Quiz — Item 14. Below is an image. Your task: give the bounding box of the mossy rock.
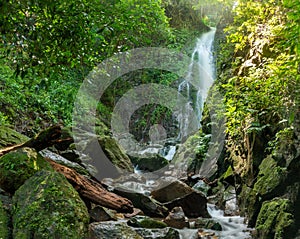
[128,216,168,229]
[12,170,89,239]
[194,218,222,231]
[253,156,287,196]
[255,198,295,239]
[89,221,143,239]
[0,199,10,239]
[98,136,134,173]
[130,154,169,172]
[0,126,29,149]
[0,147,53,193]
[244,155,288,226]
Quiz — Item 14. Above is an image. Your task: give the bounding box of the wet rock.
[89,206,118,222]
[13,170,89,239]
[124,208,144,218]
[163,207,189,229]
[0,147,53,193]
[194,218,222,231]
[240,155,288,226]
[130,154,169,172]
[255,198,294,239]
[128,215,167,229]
[0,126,29,149]
[151,177,194,203]
[164,191,209,218]
[71,126,134,179]
[192,180,210,197]
[89,221,143,239]
[40,149,90,176]
[114,186,168,217]
[198,229,218,239]
[134,227,180,239]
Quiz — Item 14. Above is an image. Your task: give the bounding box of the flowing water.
[177,28,216,141]
[127,28,252,238]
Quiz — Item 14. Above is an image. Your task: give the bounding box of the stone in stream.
[134,227,180,239]
[128,215,167,229]
[130,154,169,172]
[163,191,210,218]
[151,177,195,203]
[113,186,169,217]
[193,218,222,231]
[150,177,209,218]
[89,221,143,239]
[163,207,189,229]
[89,206,119,222]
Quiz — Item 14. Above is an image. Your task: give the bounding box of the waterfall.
[177,28,216,140]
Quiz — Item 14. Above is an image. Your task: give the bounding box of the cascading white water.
[177,28,216,139]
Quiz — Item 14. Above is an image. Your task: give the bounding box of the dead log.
[46,158,134,213]
[0,125,62,157]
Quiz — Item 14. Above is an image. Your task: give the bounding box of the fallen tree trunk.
[47,159,134,213]
[0,125,134,213]
[0,125,62,157]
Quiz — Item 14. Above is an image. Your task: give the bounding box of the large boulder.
[255,198,294,239]
[130,154,169,172]
[13,170,89,239]
[71,126,134,179]
[164,191,209,218]
[239,155,288,226]
[114,186,169,217]
[151,177,194,203]
[89,221,143,239]
[0,147,53,193]
[150,177,209,218]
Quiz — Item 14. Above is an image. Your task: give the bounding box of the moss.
[13,170,89,239]
[0,199,10,239]
[255,198,294,239]
[244,155,288,226]
[0,147,53,193]
[253,155,287,197]
[128,216,167,229]
[0,126,29,149]
[89,221,143,239]
[99,136,134,172]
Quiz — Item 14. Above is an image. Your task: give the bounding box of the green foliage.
[216,0,299,176]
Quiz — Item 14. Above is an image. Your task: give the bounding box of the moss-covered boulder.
[255,198,294,239]
[12,170,89,239]
[128,216,168,229]
[0,147,53,193]
[71,126,134,178]
[0,126,29,149]
[240,155,288,226]
[89,221,143,239]
[130,154,169,172]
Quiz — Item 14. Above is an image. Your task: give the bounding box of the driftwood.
[0,125,134,213]
[0,125,62,157]
[47,159,134,213]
